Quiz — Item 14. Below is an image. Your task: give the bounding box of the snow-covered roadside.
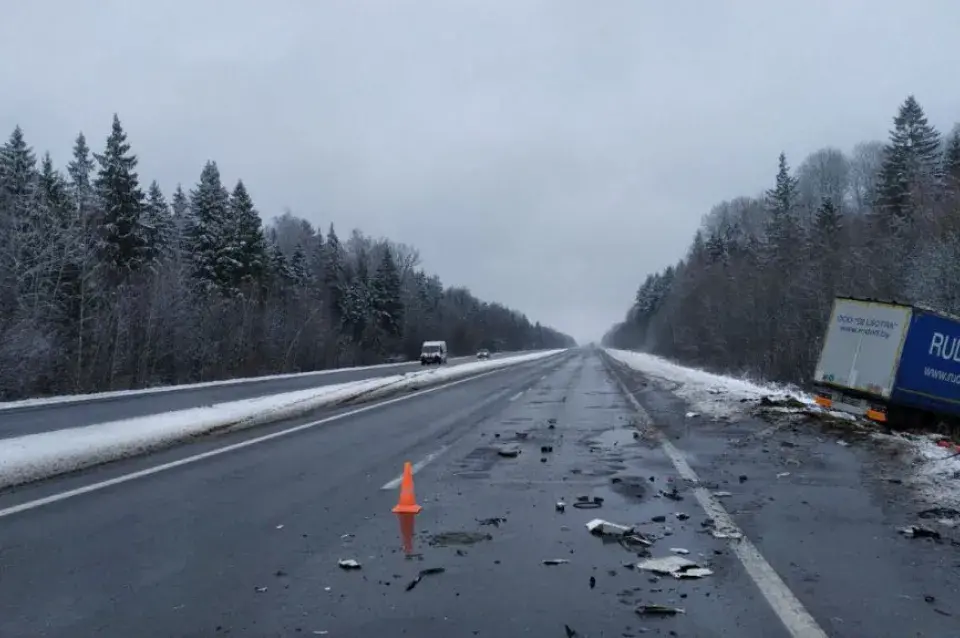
[605,348,960,513]
[872,432,960,513]
[0,350,565,490]
[603,348,813,419]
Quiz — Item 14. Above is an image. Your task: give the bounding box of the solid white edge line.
[607,361,829,638]
[0,359,555,521]
[380,446,449,490]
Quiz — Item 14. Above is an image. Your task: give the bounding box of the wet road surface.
[0,353,509,439]
[0,349,957,637]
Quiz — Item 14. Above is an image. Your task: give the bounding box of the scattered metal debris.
[776,472,791,479]
[636,604,685,616]
[405,567,445,591]
[637,555,713,579]
[659,487,683,501]
[917,507,960,520]
[254,586,268,593]
[477,517,507,527]
[738,475,748,483]
[589,576,596,589]
[675,512,690,521]
[275,524,284,530]
[685,412,700,419]
[713,491,733,498]
[564,624,580,637]
[573,497,603,510]
[340,533,354,540]
[337,559,361,570]
[586,519,633,537]
[542,559,570,566]
[898,525,941,540]
[711,529,743,540]
[837,440,850,447]
[541,445,554,453]
[427,531,493,546]
[498,446,520,458]
[651,515,666,523]
[669,548,690,555]
[556,500,566,512]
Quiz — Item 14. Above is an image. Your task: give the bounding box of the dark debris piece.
[477,517,507,528]
[405,567,446,592]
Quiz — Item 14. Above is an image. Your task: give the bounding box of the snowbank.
[874,432,960,512]
[0,350,564,489]
[604,349,813,419]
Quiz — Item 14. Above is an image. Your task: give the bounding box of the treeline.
[0,115,574,400]
[604,95,960,385]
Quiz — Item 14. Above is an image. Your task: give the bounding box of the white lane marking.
[609,370,829,638]
[0,365,528,520]
[508,390,525,402]
[380,446,449,490]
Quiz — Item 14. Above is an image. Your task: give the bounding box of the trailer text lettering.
[929,331,960,362]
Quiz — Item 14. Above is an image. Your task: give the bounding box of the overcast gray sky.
[3,1,960,343]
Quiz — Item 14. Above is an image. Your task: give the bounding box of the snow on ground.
[604,348,812,419]
[0,360,414,411]
[0,349,564,490]
[605,349,960,512]
[872,431,960,513]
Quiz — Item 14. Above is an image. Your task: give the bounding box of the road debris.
[651,515,666,523]
[674,512,690,521]
[669,548,690,555]
[337,559,361,570]
[542,559,570,566]
[897,525,941,540]
[637,555,713,579]
[713,491,733,498]
[556,500,566,512]
[254,586,268,593]
[685,412,700,418]
[636,604,685,616]
[659,486,683,501]
[516,432,529,440]
[427,531,493,546]
[589,576,596,589]
[586,518,633,537]
[497,446,520,458]
[573,497,603,510]
[738,474,748,483]
[477,517,507,527]
[541,445,554,453]
[275,524,284,530]
[776,472,791,479]
[404,567,445,592]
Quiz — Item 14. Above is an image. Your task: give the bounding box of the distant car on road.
[476,349,490,360]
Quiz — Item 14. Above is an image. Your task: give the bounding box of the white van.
[420,340,448,365]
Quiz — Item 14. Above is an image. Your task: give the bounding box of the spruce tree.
[876,95,942,224]
[93,114,147,278]
[324,224,346,326]
[66,132,94,219]
[373,245,404,338]
[229,180,268,288]
[144,181,176,264]
[0,126,38,218]
[187,161,231,290]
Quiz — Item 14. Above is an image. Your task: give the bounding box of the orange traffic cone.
[391,461,422,514]
[396,511,416,555]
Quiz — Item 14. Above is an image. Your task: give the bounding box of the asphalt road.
[0,353,510,439]
[0,349,956,637]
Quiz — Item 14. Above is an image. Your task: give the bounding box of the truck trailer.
[812,296,960,428]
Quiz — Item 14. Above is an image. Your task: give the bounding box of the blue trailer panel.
[891,308,960,418]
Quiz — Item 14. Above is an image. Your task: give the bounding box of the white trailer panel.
[813,298,912,399]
